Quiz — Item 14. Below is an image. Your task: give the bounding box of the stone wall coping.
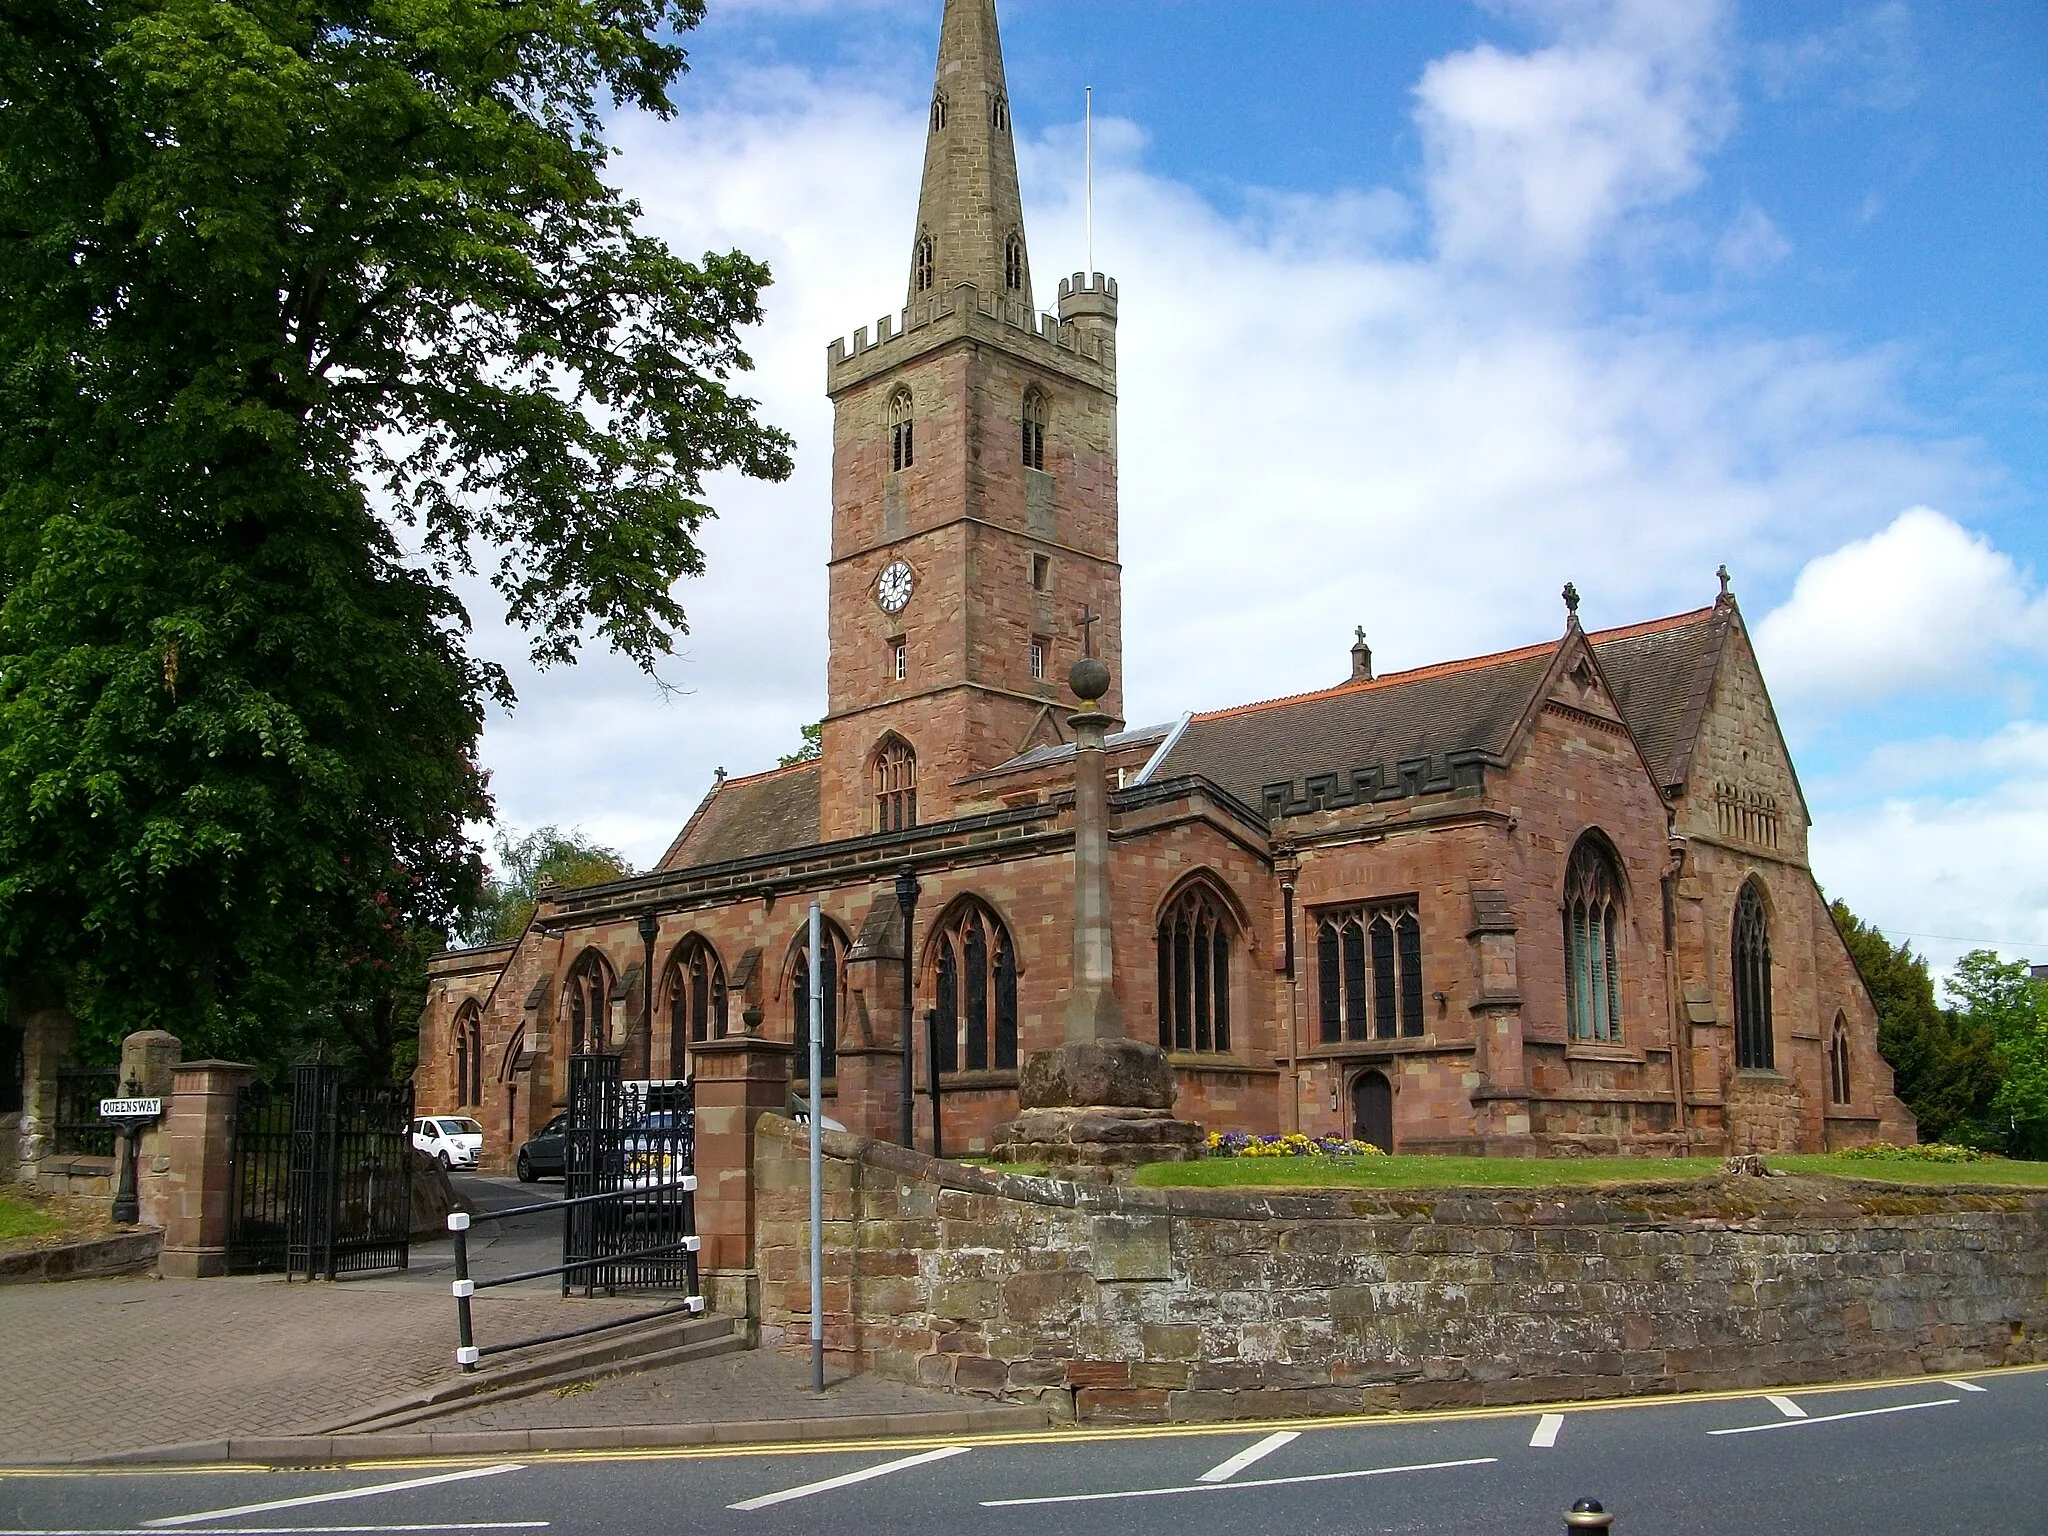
[761,1113,2048,1228]
[169,1060,258,1075]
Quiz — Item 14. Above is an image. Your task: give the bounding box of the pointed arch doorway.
[1351,1070,1393,1153]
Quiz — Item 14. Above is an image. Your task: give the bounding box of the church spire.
[909,0,1032,309]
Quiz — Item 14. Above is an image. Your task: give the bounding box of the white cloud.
[464,9,1986,876]
[1715,202,1790,274]
[1754,508,2048,710]
[1415,0,1735,269]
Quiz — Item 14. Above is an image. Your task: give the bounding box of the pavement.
[0,1175,1036,1467]
[3,1365,2041,1535]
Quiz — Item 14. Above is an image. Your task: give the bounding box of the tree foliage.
[0,0,791,1066]
[462,827,635,948]
[1945,950,2048,1158]
[1832,901,2004,1144]
[778,721,822,766]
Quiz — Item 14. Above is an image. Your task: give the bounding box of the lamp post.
[893,864,920,1148]
[637,911,659,1080]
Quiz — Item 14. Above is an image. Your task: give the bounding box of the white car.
[412,1115,483,1170]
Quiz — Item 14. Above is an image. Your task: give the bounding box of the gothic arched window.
[990,92,1009,133]
[1004,232,1025,293]
[1021,388,1046,471]
[931,900,1018,1074]
[562,950,614,1056]
[663,936,727,1076]
[1564,834,1625,1043]
[791,925,843,1080]
[875,736,917,832]
[1733,879,1774,1070]
[1829,1012,1851,1104]
[930,91,948,132]
[889,387,914,471]
[453,1001,482,1105]
[913,233,935,294]
[1156,883,1233,1054]
[1316,900,1423,1043]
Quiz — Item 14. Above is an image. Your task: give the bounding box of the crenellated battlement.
[826,277,1117,395]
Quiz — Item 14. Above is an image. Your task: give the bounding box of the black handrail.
[447,1177,705,1373]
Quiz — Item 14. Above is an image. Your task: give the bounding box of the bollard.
[449,1211,478,1372]
[1565,1497,1613,1532]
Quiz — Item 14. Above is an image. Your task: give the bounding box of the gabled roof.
[1149,605,1728,817]
[657,761,822,873]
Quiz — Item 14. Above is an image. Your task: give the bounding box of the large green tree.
[461,826,635,947]
[0,0,791,1065]
[1831,901,2003,1144]
[1946,950,2048,1157]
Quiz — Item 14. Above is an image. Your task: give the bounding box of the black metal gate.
[563,1053,698,1296]
[227,1063,412,1278]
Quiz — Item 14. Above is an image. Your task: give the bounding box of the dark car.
[516,1112,568,1182]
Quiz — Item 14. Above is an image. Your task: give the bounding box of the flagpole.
[1084,85,1094,275]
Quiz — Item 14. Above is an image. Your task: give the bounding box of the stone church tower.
[817,0,1125,840]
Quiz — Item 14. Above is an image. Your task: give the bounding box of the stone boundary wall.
[754,1116,2048,1424]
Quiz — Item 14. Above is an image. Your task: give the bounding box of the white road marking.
[144,1466,527,1528]
[1,1527,547,1535]
[1196,1430,1299,1483]
[728,1446,971,1511]
[1765,1395,1808,1418]
[980,1455,1498,1507]
[1530,1413,1565,1448]
[1710,1398,1959,1436]
[1945,1379,1990,1393]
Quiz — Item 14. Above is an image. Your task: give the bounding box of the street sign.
[99,1097,162,1119]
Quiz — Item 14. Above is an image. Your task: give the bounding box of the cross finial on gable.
[1355,625,1366,646]
[1079,603,1099,659]
[1717,563,1732,602]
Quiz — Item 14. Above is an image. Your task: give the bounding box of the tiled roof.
[978,721,1174,777]
[657,762,822,873]
[1151,606,1730,817]
[1588,606,1726,790]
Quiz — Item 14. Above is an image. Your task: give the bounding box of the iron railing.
[53,1066,119,1156]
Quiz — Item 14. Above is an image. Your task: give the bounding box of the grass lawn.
[1131,1152,2048,1191]
[0,1191,70,1245]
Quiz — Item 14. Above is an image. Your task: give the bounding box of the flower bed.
[1205,1130,1385,1158]
[1835,1141,1985,1164]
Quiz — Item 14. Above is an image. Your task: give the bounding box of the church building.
[418,0,1915,1172]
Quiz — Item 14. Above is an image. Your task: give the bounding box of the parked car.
[516,1111,568,1183]
[412,1115,483,1170]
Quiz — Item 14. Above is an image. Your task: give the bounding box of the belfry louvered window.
[914,233,935,294]
[1021,389,1046,471]
[791,927,839,1080]
[991,92,1009,133]
[930,92,948,132]
[1733,880,1774,1070]
[932,901,1018,1074]
[889,387,914,471]
[1564,834,1624,1043]
[874,737,917,832]
[1005,232,1025,293]
[1316,900,1423,1044]
[1156,884,1233,1054]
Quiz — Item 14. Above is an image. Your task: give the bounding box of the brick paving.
[0,1272,654,1462]
[422,1345,990,1433]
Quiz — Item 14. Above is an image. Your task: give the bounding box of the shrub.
[1204,1130,1386,1158]
[1835,1141,1984,1164]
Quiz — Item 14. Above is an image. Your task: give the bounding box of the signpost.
[98,1090,164,1226]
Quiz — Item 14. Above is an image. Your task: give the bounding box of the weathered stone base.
[991,1105,1204,1169]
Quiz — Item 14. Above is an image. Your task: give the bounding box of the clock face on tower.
[876,559,915,614]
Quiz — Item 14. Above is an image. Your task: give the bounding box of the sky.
[464,0,2048,980]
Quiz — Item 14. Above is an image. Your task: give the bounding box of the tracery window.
[454,1002,482,1105]
[1316,900,1423,1044]
[791,926,842,1080]
[664,936,728,1075]
[1156,883,1233,1054]
[875,736,917,832]
[1733,879,1774,1070]
[1004,232,1026,293]
[1829,1013,1851,1105]
[1564,834,1624,1043]
[1021,388,1046,471]
[931,900,1018,1073]
[889,387,915,471]
[562,950,614,1056]
[991,92,1009,133]
[913,234,935,295]
[930,92,948,132]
